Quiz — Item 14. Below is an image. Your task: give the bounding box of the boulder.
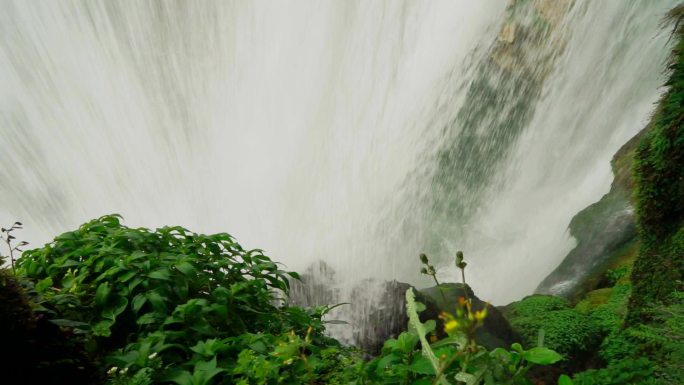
[419,283,519,349]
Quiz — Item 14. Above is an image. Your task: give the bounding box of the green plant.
[1,221,28,274]
[16,215,360,384]
[605,266,630,286]
[367,252,563,385]
[572,358,654,385]
[507,296,600,357]
[629,4,684,322]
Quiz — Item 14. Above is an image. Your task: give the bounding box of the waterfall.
[0,0,677,322]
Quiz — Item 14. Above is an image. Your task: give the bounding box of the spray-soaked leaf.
[523,347,563,365]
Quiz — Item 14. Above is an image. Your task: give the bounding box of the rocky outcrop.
[536,130,646,300]
[288,261,518,355]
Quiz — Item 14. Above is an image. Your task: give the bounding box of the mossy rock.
[575,288,613,314]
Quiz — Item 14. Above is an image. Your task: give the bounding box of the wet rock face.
[351,280,413,356]
[287,261,417,355]
[536,129,646,300]
[535,200,636,299]
[288,260,337,308]
[288,261,518,355]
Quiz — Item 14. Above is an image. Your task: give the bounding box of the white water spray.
[0,0,677,319]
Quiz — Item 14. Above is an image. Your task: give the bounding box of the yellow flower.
[475,308,487,321]
[444,320,459,334]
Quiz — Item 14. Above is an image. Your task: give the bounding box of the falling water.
[0,1,678,343]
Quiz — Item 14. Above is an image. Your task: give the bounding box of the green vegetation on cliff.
[629,5,684,320]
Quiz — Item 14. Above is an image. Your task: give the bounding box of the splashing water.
[0,0,677,327]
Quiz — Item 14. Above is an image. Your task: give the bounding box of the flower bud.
[419,253,429,264]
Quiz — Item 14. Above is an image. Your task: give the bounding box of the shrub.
[572,357,654,385]
[16,215,358,384]
[507,295,600,357]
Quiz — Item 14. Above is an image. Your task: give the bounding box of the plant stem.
[460,267,469,304]
[432,274,448,305]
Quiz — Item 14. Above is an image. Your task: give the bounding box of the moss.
[508,294,570,314]
[629,5,684,323]
[505,295,600,357]
[575,288,613,314]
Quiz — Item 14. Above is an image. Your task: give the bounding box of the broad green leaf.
[489,347,512,363]
[523,347,563,365]
[193,357,225,385]
[57,259,81,268]
[174,261,196,276]
[431,336,466,349]
[423,319,436,335]
[382,338,398,352]
[35,277,53,293]
[558,374,574,385]
[137,313,159,325]
[118,270,137,282]
[397,332,419,353]
[95,282,111,306]
[149,269,171,281]
[49,318,89,328]
[146,291,167,312]
[163,369,194,385]
[375,354,401,376]
[128,277,143,292]
[409,356,436,375]
[454,371,477,385]
[132,293,147,314]
[110,350,139,366]
[102,296,128,320]
[92,319,113,337]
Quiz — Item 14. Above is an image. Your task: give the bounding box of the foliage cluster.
[568,7,684,384]
[13,215,359,384]
[360,253,563,385]
[5,223,566,385]
[629,4,684,320]
[571,289,684,385]
[505,295,599,358]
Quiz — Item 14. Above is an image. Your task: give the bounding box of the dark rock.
[288,260,337,308]
[288,262,517,354]
[351,280,413,356]
[419,283,519,349]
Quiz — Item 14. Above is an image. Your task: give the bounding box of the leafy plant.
[507,295,600,357]
[367,252,563,385]
[1,221,28,273]
[15,215,359,384]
